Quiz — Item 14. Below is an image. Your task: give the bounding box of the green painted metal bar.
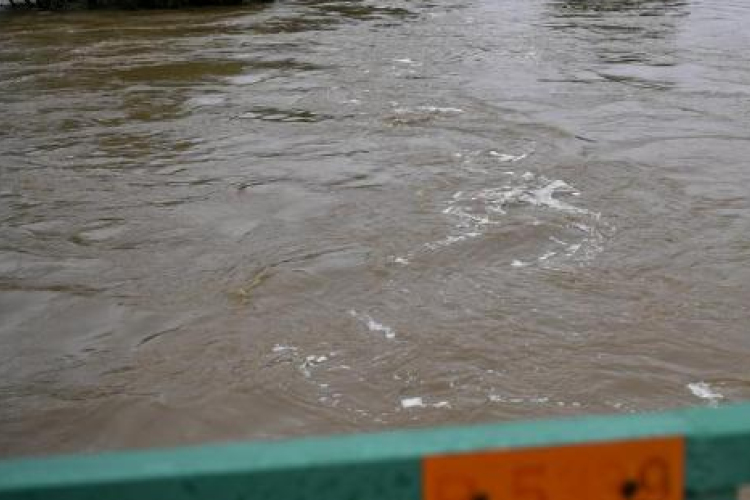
[0,403,749,500]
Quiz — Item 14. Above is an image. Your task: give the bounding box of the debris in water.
[401,397,424,409]
[349,310,396,339]
[688,382,723,405]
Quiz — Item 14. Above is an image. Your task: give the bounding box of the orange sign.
[423,437,684,500]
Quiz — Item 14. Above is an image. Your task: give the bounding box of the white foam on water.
[423,232,482,250]
[349,310,396,339]
[417,106,463,114]
[538,251,557,261]
[393,58,420,65]
[401,397,451,410]
[401,397,424,409]
[447,174,584,224]
[488,395,551,404]
[272,344,297,353]
[524,179,584,213]
[393,105,463,115]
[399,171,611,268]
[437,172,595,250]
[549,236,567,246]
[688,382,724,404]
[299,354,329,378]
[443,204,494,224]
[489,151,528,162]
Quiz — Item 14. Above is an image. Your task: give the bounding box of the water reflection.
[549,0,688,15]
[543,0,689,90]
[545,0,688,65]
[252,1,415,34]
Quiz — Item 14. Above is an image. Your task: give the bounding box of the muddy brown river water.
[1,0,750,458]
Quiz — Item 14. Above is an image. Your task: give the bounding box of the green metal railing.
[1,403,749,500]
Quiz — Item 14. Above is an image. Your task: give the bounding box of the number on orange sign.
[637,458,671,500]
[512,464,547,500]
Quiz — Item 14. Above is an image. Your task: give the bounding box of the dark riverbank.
[1,0,269,10]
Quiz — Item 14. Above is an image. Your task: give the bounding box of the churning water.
[1,0,750,456]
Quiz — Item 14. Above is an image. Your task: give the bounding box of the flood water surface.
[1,0,750,457]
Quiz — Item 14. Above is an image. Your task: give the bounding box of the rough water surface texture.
[1,0,750,457]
